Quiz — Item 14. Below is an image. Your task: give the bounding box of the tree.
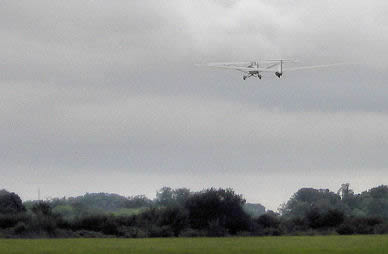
[280,188,343,217]
[69,193,130,211]
[0,189,25,214]
[32,202,53,216]
[185,188,250,234]
[337,183,357,211]
[173,188,191,207]
[337,183,354,200]
[244,203,266,217]
[360,185,388,218]
[126,195,153,208]
[30,202,58,236]
[305,207,322,228]
[256,213,280,228]
[155,187,175,207]
[322,209,345,227]
[155,187,191,208]
[158,207,189,236]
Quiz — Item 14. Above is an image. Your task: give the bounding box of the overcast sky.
[1,0,388,210]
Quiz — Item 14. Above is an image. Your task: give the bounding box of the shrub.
[336,223,354,235]
[158,207,189,236]
[29,216,57,236]
[13,222,27,235]
[0,213,29,229]
[256,214,280,229]
[148,225,174,237]
[179,228,206,237]
[374,223,388,234]
[118,226,147,238]
[207,219,228,237]
[75,230,109,238]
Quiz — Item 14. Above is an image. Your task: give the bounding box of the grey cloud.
[1,0,388,210]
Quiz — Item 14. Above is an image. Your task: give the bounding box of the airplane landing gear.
[243,74,261,80]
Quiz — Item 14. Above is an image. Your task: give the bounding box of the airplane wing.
[283,63,350,72]
[197,60,353,80]
[206,62,252,66]
[204,65,275,72]
[265,63,280,69]
[205,65,251,74]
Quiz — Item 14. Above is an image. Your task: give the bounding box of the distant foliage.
[24,192,154,219]
[1,184,388,238]
[280,185,388,220]
[0,189,25,214]
[244,203,266,217]
[156,187,191,207]
[280,188,343,218]
[185,188,250,234]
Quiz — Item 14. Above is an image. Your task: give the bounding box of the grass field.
[111,207,147,216]
[0,235,388,254]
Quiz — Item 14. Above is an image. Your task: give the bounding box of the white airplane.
[202,60,348,80]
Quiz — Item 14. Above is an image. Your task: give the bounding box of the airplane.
[200,60,348,80]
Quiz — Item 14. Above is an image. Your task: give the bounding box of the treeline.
[1,184,388,238]
[23,188,265,219]
[23,193,154,219]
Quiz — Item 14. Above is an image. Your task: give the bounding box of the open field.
[1,235,388,254]
[111,207,147,216]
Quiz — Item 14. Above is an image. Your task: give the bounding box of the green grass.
[111,207,147,216]
[1,235,388,254]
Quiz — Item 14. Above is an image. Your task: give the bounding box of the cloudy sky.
[1,0,388,210]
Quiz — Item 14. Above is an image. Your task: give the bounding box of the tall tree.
[0,189,25,214]
[185,188,250,234]
[337,183,354,200]
[280,188,343,217]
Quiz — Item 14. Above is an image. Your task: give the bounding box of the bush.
[29,215,57,236]
[374,223,388,234]
[31,202,52,216]
[321,209,345,228]
[148,225,174,237]
[179,228,206,237]
[118,226,147,238]
[335,216,382,235]
[256,214,280,229]
[115,215,136,227]
[158,207,189,236]
[280,217,308,234]
[75,230,109,238]
[101,217,119,236]
[0,213,29,229]
[72,215,107,232]
[352,217,383,234]
[263,227,282,236]
[336,223,354,235]
[13,222,27,235]
[207,219,228,237]
[71,215,120,236]
[236,231,252,237]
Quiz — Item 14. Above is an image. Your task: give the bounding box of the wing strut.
[275,60,283,78]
